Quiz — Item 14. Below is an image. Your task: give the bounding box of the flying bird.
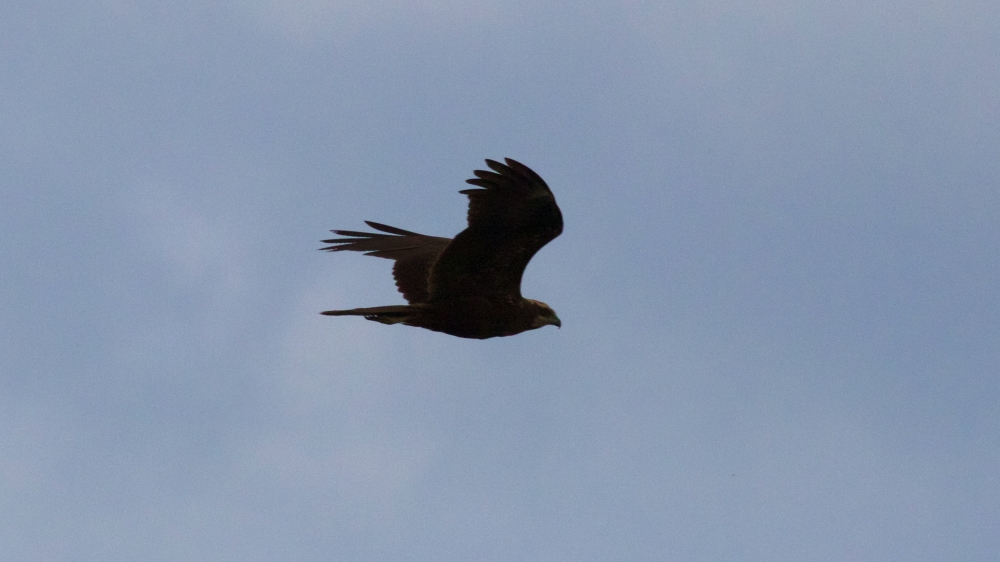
[320,158,563,339]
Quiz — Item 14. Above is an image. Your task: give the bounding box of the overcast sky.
[2,1,998,560]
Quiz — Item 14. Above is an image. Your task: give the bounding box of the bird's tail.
[320,305,421,325]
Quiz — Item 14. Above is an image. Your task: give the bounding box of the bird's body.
[321,158,562,339]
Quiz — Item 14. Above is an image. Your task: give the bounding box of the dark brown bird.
[320,158,563,339]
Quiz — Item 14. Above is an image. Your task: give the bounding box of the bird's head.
[528,300,561,330]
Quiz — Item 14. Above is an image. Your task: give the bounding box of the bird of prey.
[320,158,563,339]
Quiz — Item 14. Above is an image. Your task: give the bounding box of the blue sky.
[2,1,998,560]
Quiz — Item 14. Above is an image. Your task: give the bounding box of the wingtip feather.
[365,221,419,235]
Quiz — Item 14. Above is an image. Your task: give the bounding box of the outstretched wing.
[428,158,563,302]
[321,221,450,304]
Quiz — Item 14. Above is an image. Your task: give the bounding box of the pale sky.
[2,1,998,560]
